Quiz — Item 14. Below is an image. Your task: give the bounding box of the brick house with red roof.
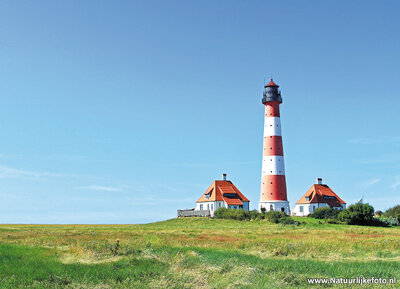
[194,174,250,216]
[292,178,346,216]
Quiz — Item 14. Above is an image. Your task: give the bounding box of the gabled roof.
[296,184,346,207]
[196,180,249,205]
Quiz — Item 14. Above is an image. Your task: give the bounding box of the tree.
[384,205,400,221]
[338,202,374,225]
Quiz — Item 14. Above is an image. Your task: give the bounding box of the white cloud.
[392,176,400,189]
[0,165,65,180]
[76,185,121,192]
[360,178,381,188]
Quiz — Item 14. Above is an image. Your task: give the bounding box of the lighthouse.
[259,79,290,214]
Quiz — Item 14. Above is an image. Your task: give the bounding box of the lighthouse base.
[259,201,290,215]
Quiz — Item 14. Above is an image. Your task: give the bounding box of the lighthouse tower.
[259,79,290,214]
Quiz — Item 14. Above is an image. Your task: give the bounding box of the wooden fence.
[177,209,211,217]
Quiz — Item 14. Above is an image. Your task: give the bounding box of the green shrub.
[232,209,250,221]
[377,216,400,226]
[214,208,296,224]
[338,202,374,226]
[255,212,266,220]
[214,207,230,219]
[310,207,341,219]
[265,211,287,223]
[214,208,250,220]
[384,205,400,221]
[324,218,343,224]
[280,218,300,226]
[249,210,259,220]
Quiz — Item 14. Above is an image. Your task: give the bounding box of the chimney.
[317,178,322,185]
[222,173,227,181]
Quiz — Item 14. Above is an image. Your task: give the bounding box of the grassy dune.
[0,218,399,288]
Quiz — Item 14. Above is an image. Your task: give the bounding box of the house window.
[207,204,210,210]
[300,206,304,212]
[211,204,214,211]
[270,204,273,211]
[305,196,310,202]
[200,204,203,210]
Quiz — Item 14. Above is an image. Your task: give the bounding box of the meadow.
[0,217,399,288]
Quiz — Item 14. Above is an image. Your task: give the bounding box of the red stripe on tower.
[259,79,290,214]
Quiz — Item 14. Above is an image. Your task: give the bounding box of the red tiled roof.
[196,180,249,205]
[224,198,243,205]
[296,184,346,207]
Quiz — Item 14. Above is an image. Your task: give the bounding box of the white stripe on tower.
[263,117,282,136]
[262,155,285,175]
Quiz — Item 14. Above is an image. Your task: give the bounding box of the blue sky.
[0,1,399,223]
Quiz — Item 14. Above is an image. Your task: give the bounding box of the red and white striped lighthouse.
[259,79,290,214]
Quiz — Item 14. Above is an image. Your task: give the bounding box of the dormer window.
[305,196,310,202]
[205,189,213,199]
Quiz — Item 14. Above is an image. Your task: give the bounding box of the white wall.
[292,203,349,217]
[259,201,290,214]
[195,201,249,214]
[195,201,226,217]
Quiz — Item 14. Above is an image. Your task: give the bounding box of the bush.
[265,211,287,223]
[214,208,250,220]
[280,218,300,226]
[368,218,389,227]
[338,202,374,225]
[377,216,400,226]
[384,205,400,221]
[249,210,259,220]
[310,207,341,219]
[324,218,343,224]
[214,208,297,225]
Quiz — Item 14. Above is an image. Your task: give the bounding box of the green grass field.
[0,217,399,288]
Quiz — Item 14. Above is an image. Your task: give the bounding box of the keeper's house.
[292,178,346,217]
[195,174,250,214]
[177,174,250,217]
